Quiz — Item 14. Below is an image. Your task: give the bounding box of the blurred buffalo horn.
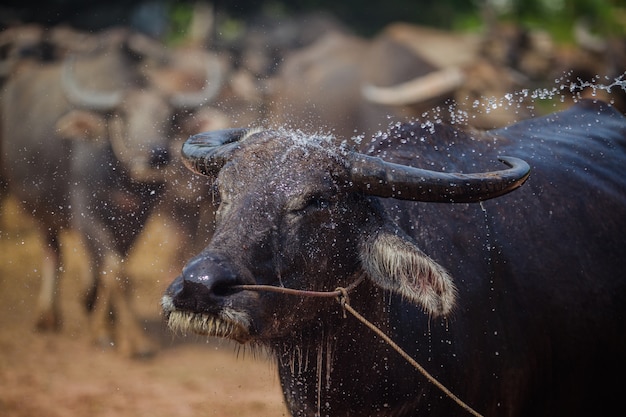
[361,66,465,106]
[169,55,224,109]
[61,56,123,111]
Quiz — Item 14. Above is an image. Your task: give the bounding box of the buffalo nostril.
[173,280,215,312]
[212,282,240,297]
[169,253,242,313]
[164,275,184,299]
[150,147,170,168]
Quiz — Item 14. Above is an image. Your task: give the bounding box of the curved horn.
[181,128,252,176]
[62,56,123,111]
[362,66,465,106]
[182,127,530,202]
[349,153,530,203]
[169,55,224,109]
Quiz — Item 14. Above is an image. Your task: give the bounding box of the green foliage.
[167,0,623,42]
[215,0,481,35]
[167,2,194,44]
[495,0,625,42]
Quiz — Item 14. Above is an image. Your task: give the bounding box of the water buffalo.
[269,23,539,141]
[162,99,626,416]
[1,29,221,357]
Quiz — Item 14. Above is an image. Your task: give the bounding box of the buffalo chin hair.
[166,310,251,343]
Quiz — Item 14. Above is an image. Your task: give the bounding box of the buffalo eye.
[308,195,331,210]
[290,192,336,215]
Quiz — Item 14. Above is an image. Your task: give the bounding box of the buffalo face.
[162,128,529,345]
[163,130,371,342]
[57,72,173,184]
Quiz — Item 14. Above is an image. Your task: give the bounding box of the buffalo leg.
[90,252,156,358]
[35,231,62,331]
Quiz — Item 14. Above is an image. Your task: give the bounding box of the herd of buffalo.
[1,13,625,417]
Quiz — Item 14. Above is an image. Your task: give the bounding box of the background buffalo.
[1,27,223,356]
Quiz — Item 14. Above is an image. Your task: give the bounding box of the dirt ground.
[0,196,289,417]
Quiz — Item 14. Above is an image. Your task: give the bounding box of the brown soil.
[0,196,289,417]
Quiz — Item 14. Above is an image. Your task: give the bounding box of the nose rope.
[232,278,483,417]
[233,274,365,299]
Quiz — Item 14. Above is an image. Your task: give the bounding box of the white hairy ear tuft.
[360,229,457,316]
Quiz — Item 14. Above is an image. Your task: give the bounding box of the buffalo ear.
[360,228,457,317]
[56,110,107,141]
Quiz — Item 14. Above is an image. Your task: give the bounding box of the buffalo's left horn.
[62,56,123,111]
[348,153,530,203]
[181,128,252,176]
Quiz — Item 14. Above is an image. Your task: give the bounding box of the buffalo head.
[55,46,223,183]
[162,128,529,344]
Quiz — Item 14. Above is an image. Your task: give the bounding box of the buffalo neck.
[269,278,438,416]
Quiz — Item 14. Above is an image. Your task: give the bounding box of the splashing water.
[372,71,626,138]
[504,72,621,114]
[261,71,626,156]
[565,72,626,98]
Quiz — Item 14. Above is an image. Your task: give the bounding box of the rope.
[232,281,483,417]
[234,275,364,299]
[335,288,483,417]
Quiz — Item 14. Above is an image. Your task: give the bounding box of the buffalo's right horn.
[348,153,530,203]
[169,55,224,109]
[181,128,251,176]
[61,56,123,111]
